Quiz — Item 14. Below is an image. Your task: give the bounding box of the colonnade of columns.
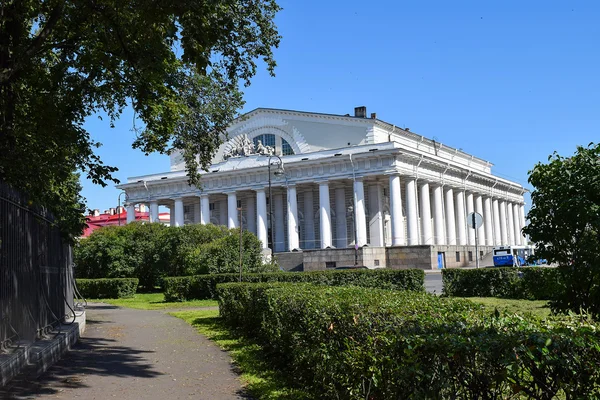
[127,174,527,252]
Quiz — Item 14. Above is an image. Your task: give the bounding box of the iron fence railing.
[0,181,74,348]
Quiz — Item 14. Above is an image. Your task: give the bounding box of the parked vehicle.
[492,245,534,267]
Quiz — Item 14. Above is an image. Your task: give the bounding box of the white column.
[368,184,385,247]
[483,196,494,246]
[466,192,475,245]
[227,192,238,229]
[169,206,175,227]
[274,193,285,252]
[150,201,159,223]
[200,195,210,225]
[420,182,432,245]
[246,195,256,234]
[335,187,348,248]
[126,204,136,223]
[520,204,527,245]
[389,175,405,246]
[499,200,508,245]
[319,182,332,249]
[419,182,433,244]
[256,189,268,249]
[513,203,522,246]
[304,190,315,249]
[492,198,501,246]
[174,198,184,227]
[354,179,367,247]
[287,185,300,251]
[406,177,419,245]
[507,202,515,245]
[433,185,445,245]
[219,200,227,226]
[455,190,467,245]
[445,187,456,245]
[475,195,485,246]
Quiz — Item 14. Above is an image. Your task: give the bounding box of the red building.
[82,206,170,237]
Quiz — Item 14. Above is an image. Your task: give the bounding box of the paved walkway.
[2,304,248,399]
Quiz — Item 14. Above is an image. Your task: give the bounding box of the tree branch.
[0,1,64,85]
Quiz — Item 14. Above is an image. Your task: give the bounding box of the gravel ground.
[2,303,248,400]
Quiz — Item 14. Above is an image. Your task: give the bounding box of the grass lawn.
[171,309,309,400]
[461,297,553,319]
[90,293,218,310]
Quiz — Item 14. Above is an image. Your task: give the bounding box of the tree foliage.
[524,142,600,316]
[0,0,280,236]
[74,222,268,289]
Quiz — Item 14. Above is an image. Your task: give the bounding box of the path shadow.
[86,303,120,310]
[1,335,162,398]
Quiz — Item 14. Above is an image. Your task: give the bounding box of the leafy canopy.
[0,0,281,236]
[524,142,600,315]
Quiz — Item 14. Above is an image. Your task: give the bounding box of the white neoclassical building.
[118,107,527,270]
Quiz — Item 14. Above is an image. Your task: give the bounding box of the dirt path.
[2,303,248,399]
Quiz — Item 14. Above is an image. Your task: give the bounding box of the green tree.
[524,142,600,316]
[0,0,280,236]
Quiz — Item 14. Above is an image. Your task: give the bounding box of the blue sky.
[81,0,600,212]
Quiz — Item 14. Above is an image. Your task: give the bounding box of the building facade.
[118,107,527,270]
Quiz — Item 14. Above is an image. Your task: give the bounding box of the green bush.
[74,223,267,289]
[218,282,600,399]
[163,268,425,301]
[442,267,560,300]
[184,230,265,275]
[76,278,139,299]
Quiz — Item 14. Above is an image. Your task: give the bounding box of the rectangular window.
[468,251,473,262]
[237,200,242,208]
[455,252,461,262]
[480,251,484,259]
[325,261,336,269]
[374,259,380,266]
[209,203,215,211]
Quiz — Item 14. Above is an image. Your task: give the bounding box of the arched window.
[282,140,294,156]
[253,134,276,149]
[253,133,295,156]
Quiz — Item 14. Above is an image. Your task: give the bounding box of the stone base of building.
[276,245,496,271]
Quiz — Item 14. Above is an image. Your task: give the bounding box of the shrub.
[76,278,139,299]
[218,282,600,399]
[163,268,425,301]
[184,230,265,275]
[442,267,560,300]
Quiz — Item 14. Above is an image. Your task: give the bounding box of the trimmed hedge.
[218,282,600,399]
[442,267,560,300]
[76,278,139,299]
[163,268,425,301]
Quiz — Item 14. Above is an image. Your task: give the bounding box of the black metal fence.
[0,181,74,347]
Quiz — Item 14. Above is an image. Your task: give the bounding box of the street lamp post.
[347,205,358,266]
[117,192,126,226]
[238,207,243,282]
[267,154,284,254]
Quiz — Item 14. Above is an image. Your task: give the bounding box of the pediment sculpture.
[223,134,275,159]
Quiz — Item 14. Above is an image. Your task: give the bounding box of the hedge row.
[163,268,424,301]
[442,267,560,300]
[218,282,600,399]
[76,278,139,299]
